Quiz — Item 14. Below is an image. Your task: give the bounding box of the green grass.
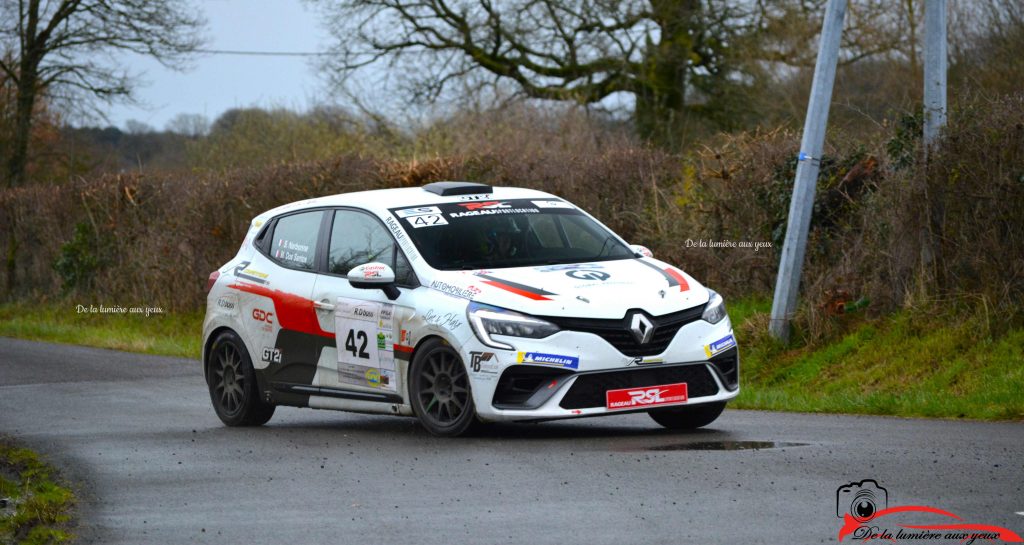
[1,299,1021,420]
[729,298,1024,420]
[0,303,201,359]
[0,439,75,544]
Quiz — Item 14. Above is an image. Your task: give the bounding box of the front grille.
[539,305,706,357]
[559,364,719,409]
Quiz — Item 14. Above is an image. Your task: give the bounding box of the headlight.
[466,302,560,350]
[701,289,727,324]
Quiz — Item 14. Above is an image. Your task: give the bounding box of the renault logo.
[629,313,655,344]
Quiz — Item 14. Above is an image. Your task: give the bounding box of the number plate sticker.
[408,214,448,228]
[335,299,396,392]
[605,383,688,410]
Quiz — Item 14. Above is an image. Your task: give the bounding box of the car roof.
[253,183,562,223]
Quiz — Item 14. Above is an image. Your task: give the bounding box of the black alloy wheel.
[409,338,478,437]
[207,330,275,426]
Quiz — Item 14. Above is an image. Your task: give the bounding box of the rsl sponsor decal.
[704,334,736,358]
[517,352,579,370]
[606,383,688,410]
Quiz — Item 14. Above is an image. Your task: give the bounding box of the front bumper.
[459,315,740,422]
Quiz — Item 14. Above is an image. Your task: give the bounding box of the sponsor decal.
[517,352,579,370]
[430,280,481,300]
[606,383,687,410]
[228,283,333,339]
[384,215,420,262]
[704,334,736,358]
[365,368,381,388]
[395,206,442,218]
[260,346,282,364]
[232,261,269,284]
[216,296,235,310]
[532,200,575,209]
[392,343,414,361]
[448,201,540,218]
[424,308,463,330]
[399,329,410,345]
[408,214,448,228]
[457,201,511,211]
[566,269,610,281]
[362,263,387,278]
[535,263,604,272]
[252,308,274,324]
[469,351,500,376]
[630,356,664,366]
[835,479,1022,543]
[376,331,386,350]
[474,272,556,301]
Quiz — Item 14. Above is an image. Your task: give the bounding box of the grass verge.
[0,300,1020,420]
[0,439,75,544]
[0,303,201,359]
[730,298,1024,420]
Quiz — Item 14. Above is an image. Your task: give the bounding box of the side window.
[329,210,417,286]
[269,211,323,270]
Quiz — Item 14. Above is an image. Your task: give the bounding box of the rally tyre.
[648,401,726,430]
[409,338,479,437]
[206,330,275,426]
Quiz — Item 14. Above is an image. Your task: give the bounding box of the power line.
[195,48,331,57]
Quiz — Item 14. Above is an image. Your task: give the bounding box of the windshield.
[389,198,634,270]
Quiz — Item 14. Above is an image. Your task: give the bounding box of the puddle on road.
[638,440,809,451]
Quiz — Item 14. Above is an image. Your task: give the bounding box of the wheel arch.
[203,326,239,380]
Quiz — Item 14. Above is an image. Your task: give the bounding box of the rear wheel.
[206,330,275,426]
[648,401,726,430]
[409,339,478,437]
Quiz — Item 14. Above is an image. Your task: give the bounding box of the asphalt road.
[1,336,1022,544]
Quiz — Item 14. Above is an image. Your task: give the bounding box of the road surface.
[1,337,1021,544]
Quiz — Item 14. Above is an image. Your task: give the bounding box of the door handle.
[313,300,335,312]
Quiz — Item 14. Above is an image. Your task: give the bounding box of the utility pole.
[768,0,847,342]
[923,0,948,148]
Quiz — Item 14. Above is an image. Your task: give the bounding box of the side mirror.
[630,244,653,258]
[347,262,400,300]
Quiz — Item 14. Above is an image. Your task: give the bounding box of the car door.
[311,208,419,398]
[236,209,331,397]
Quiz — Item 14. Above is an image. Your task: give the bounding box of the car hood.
[424,257,710,319]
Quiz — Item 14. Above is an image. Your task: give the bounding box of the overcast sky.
[104,0,331,131]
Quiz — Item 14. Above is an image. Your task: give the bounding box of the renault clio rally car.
[203,182,739,436]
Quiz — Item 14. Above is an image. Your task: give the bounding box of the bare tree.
[0,0,205,188]
[315,0,763,140]
[0,0,204,295]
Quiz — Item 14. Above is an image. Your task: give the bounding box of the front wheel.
[409,339,478,437]
[206,330,275,426]
[648,401,726,430]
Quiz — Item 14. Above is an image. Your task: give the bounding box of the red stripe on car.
[663,268,690,292]
[479,279,552,301]
[228,282,334,339]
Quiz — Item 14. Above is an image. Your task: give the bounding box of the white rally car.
[203,182,739,436]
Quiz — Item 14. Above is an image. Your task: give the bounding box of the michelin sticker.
[517,352,579,370]
[704,334,736,358]
[335,298,396,392]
